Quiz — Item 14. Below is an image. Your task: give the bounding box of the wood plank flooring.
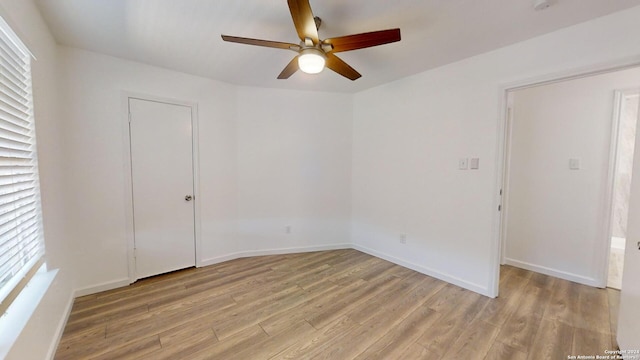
[55,250,619,359]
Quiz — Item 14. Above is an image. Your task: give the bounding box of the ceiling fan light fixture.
[221,0,401,80]
[298,48,326,74]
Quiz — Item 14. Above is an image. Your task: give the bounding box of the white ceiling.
[35,0,640,93]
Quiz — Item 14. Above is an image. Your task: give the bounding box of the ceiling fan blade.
[278,56,300,79]
[323,28,401,53]
[325,53,361,81]
[287,0,319,44]
[221,35,300,51]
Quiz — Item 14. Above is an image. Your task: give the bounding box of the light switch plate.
[459,158,468,170]
[569,158,581,170]
[470,158,479,170]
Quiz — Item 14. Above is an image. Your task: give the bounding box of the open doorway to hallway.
[496,65,640,355]
[500,66,640,289]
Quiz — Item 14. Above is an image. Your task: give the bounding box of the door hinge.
[498,205,502,211]
[133,247,137,258]
[499,189,502,196]
[128,112,132,123]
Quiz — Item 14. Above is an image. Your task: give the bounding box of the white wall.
[58,47,239,291]
[236,87,353,256]
[505,69,640,286]
[58,48,354,289]
[0,0,74,359]
[352,5,640,297]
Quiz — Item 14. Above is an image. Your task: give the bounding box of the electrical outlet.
[400,234,407,244]
[285,226,291,234]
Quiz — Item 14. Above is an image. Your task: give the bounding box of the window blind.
[0,17,44,309]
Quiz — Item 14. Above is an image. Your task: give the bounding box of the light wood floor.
[55,249,620,360]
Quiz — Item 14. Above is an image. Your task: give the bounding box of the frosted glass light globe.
[298,48,326,74]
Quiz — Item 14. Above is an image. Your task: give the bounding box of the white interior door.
[129,98,195,279]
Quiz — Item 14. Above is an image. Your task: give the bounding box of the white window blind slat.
[0,57,27,84]
[0,54,29,84]
[0,183,35,198]
[0,142,32,153]
[0,100,30,120]
[0,194,34,210]
[0,228,39,264]
[0,74,28,99]
[0,74,28,98]
[0,118,29,136]
[0,138,31,152]
[1,84,29,106]
[0,60,28,88]
[0,199,35,218]
[0,146,32,157]
[0,210,37,237]
[0,187,35,201]
[0,214,36,242]
[0,133,32,146]
[0,108,30,129]
[0,53,26,81]
[0,131,29,146]
[0,236,41,282]
[0,168,32,178]
[0,36,28,69]
[0,91,28,113]
[0,245,40,281]
[0,69,29,96]
[0,199,35,221]
[0,172,33,184]
[0,15,44,310]
[0,217,37,246]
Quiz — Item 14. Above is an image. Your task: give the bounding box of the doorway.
[608,89,639,289]
[128,97,198,280]
[498,67,640,289]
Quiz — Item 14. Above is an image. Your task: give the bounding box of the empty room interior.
[1,0,640,359]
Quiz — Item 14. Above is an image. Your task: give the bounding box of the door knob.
[185,195,193,201]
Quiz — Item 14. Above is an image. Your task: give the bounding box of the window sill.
[0,264,58,359]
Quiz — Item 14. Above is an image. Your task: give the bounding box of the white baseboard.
[504,258,599,287]
[73,243,491,300]
[352,244,491,297]
[74,278,131,298]
[45,292,74,360]
[201,243,351,267]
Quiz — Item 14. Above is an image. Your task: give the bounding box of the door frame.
[490,60,640,297]
[122,92,202,283]
[499,92,515,266]
[602,88,640,286]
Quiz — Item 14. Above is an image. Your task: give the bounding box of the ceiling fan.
[221,0,401,81]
